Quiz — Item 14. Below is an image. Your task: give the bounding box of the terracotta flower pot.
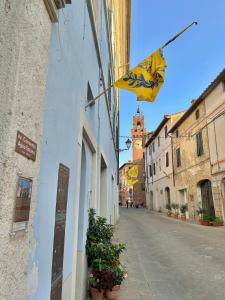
[199,219,209,226]
[106,285,120,300]
[90,287,104,300]
[213,223,224,227]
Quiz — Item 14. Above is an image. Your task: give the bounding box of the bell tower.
[132,106,146,161]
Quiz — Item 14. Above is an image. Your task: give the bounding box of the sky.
[119,0,225,166]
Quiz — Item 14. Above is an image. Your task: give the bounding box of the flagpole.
[85,84,114,109]
[161,21,198,49]
[85,22,198,109]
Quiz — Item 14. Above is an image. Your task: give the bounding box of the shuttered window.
[149,165,152,177]
[166,152,169,167]
[176,148,181,167]
[196,130,204,156]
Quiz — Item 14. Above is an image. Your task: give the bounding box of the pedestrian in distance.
[126,200,129,209]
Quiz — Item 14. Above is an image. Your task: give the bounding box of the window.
[149,145,152,156]
[149,165,152,177]
[195,109,200,120]
[159,159,161,171]
[196,130,204,156]
[153,163,156,175]
[158,136,160,147]
[87,82,94,102]
[165,126,168,138]
[137,121,141,129]
[166,152,169,167]
[176,148,181,167]
[176,130,179,138]
[152,143,155,153]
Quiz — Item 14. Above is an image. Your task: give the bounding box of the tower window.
[195,109,200,120]
[165,126,168,138]
[137,121,141,129]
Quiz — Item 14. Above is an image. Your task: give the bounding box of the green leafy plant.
[212,217,223,225]
[89,269,116,292]
[109,264,126,286]
[86,209,127,291]
[171,203,179,214]
[180,204,188,214]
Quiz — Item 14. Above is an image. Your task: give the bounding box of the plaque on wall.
[14,177,33,223]
[15,131,37,161]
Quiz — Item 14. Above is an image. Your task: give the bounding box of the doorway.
[51,164,70,300]
[199,180,215,217]
[165,187,171,205]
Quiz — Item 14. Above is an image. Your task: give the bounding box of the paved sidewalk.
[115,207,225,300]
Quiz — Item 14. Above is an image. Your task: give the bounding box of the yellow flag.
[114,49,167,102]
[125,165,139,185]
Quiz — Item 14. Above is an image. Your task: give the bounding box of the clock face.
[134,140,142,149]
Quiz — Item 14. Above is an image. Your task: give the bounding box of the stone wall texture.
[0,1,51,299]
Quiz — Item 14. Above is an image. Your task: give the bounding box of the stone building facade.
[204,69,225,220]
[144,112,184,212]
[0,1,131,299]
[169,98,214,220]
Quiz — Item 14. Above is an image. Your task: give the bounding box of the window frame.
[196,130,204,156]
[176,148,181,167]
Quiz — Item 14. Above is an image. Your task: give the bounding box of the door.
[51,164,70,300]
[200,180,215,218]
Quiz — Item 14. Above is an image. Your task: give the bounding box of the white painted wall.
[27,1,119,299]
[145,117,178,212]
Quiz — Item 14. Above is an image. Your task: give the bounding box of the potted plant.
[86,209,127,300]
[212,216,224,227]
[171,203,179,218]
[166,203,172,217]
[89,269,116,300]
[201,214,210,226]
[105,265,126,300]
[196,208,212,226]
[180,204,188,221]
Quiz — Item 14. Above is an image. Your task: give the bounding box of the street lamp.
[118,138,132,152]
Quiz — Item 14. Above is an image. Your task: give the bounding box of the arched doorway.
[199,180,215,217]
[150,191,153,210]
[165,187,170,205]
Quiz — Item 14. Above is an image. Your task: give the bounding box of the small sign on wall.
[11,177,33,233]
[15,131,37,161]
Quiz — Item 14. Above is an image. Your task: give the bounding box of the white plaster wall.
[0,1,51,299]
[28,1,119,299]
[145,119,177,211]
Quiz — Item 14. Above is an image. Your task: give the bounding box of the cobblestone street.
[116,208,225,300]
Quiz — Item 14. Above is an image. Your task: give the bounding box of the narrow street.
[116,208,225,300]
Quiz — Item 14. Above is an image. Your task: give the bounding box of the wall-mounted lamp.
[117,138,132,152]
